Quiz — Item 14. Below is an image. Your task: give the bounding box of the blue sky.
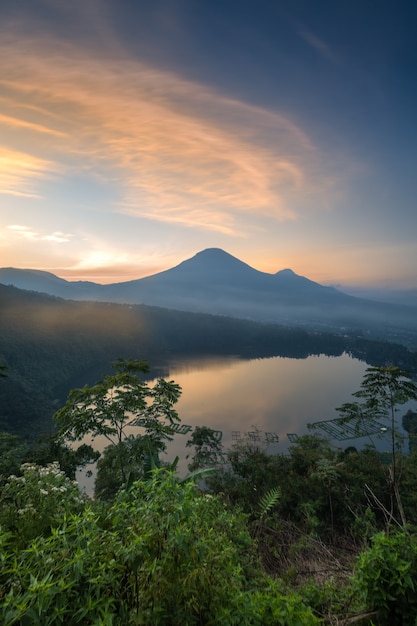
[0,0,416,287]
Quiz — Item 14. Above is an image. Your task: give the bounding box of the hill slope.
[1,283,417,439]
[1,248,416,345]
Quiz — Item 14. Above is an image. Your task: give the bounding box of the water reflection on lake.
[78,352,370,493]
[166,352,368,463]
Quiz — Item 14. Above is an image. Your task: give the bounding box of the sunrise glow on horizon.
[1,0,416,289]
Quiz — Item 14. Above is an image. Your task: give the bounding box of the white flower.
[17,505,35,514]
[39,488,48,495]
[21,463,37,471]
[47,462,64,476]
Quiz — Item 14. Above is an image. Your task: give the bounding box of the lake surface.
[165,351,417,497]
[78,352,377,492]
[165,352,369,462]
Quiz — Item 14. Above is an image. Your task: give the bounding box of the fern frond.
[258,487,281,520]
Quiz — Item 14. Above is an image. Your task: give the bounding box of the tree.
[54,359,182,484]
[402,409,417,454]
[186,425,224,472]
[94,435,151,500]
[310,457,341,533]
[338,366,417,527]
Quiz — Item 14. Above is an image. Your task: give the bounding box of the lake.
[165,352,369,462]
[78,352,383,493]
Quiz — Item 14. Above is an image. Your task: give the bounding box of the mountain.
[0,267,104,299]
[338,285,417,308]
[100,248,339,309]
[1,248,416,346]
[0,248,337,306]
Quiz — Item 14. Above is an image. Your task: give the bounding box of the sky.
[0,0,416,288]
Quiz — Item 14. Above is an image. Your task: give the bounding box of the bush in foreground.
[0,468,319,625]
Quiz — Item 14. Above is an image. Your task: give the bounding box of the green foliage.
[288,434,333,476]
[278,435,339,534]
[403,409,417,454]
[258,487,282,522]
[400,451,417,525]
[186,425,224,471]
[215,580,321,625]
[22,436,99,480]
[109,470,254,624]
[0,462,86,547]
[0,509,124,625]
[353,530,417,625]
[337,447,389,536]
[208,430,287,516]
[0,470,320,625]
[0,431,25,483]
[338,366,417,528]
[94,435,151,500]
[209,430,395,542]
[357,365,417,408]
[300,577,355,624]
[54,358,182,487]
[55,359,181,446]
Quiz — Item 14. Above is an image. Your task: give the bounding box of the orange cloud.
[0,113,67,137]
[0,30,337,233]
[0,147,55,197]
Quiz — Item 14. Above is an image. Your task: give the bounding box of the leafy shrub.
[353,530,417,625]
[300,577,356,623]
[0,510,125,625]
[0,462,86,547]
[218,580,321,625]
[0,470,321,625]
[108,470,255,624]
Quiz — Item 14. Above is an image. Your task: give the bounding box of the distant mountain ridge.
[1,248,416,345]
[0,248,336,298]
[0,267,102,299]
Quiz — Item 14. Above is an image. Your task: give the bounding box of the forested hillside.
[1,283,417,438]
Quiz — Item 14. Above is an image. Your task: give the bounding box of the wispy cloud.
[7,225,72,243]
[0,147,55,197]
[298,29,336,62]
[0,113,67,137]
[0,27,338,234]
